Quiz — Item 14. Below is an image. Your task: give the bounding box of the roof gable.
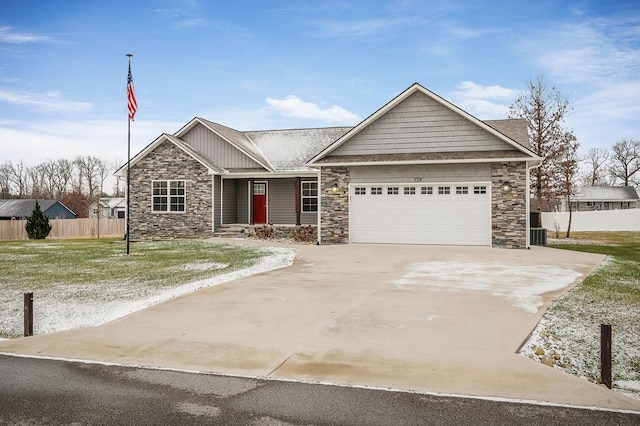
[308,83,540,165]
[114,133,225,176]
[178,118,273,171]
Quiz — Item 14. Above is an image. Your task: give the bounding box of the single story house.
[0,199,77,220]
[116,83,542,248]
[564,186,640,211]
[89,197,126,218]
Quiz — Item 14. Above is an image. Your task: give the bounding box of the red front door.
[253,182,267,224]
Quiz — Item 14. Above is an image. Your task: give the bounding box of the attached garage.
[349,182,491,245]
[309,83,543,248]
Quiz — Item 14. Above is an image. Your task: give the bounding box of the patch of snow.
[392,261,582,314]
[177,262,229,272]
[0,246,296,336]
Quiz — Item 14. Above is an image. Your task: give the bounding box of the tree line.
[0,156,124,218]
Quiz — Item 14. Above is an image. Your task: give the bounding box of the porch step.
[214,225,255,239]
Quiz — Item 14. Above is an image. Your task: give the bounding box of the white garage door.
[349,183,491,245]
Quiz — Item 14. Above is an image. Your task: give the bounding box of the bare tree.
[0,162,11,198]
[508,75,576,210]
[8,160,29,198]
[111,158,125,197]
[75,155,101,200]
[551,133,579,237]
[580,147,609,187]
[55,159,75,197]
[609,139,640,186]
[39,160,59,198]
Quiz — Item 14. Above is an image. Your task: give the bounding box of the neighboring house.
[0,199,77,220]
[89,197,126,218]
[563,186,640,212]
[115,83,542,248]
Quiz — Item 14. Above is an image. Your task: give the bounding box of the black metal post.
[601,323,612,389]
[24,292,33,337]
[126,53,132,255]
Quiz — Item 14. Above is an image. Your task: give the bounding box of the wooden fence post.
[24,292,33,337]
[601,323,612,389]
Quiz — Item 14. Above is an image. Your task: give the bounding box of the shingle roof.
[245,127,352,171]
[484,119,530,149]
[0,199,64,218]
[572,186,640,201]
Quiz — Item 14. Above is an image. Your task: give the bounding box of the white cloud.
[0,119,182,166]
[265,95,360,124]
[0,26,50,44]
[449,81,518,119]
[0,89,92,113]
[524,18,640,85]
[518,16,640,149]
[310,17,421,37]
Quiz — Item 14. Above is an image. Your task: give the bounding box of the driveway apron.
[1,242,639,411]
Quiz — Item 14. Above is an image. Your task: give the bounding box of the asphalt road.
[0,355,638,425]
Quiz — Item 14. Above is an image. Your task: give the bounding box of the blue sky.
[1,0,639,168]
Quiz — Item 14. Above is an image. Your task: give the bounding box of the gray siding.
[237,179,248,223]
[333,92,515,156]
[222,179,237,224]
[182,123,264,169]
[267,179,295,224]
[350,163,491,183]
[214,175,221,229]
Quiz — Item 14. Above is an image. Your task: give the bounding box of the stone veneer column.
[491,162,527,248]
[320,166,350,244]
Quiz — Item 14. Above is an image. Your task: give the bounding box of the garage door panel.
[349,183,490,246]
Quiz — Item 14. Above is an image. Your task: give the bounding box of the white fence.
[542,209,640,232]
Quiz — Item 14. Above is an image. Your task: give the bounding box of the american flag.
[127,63,137,121]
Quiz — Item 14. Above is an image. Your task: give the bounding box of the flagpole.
[126,53,132,255]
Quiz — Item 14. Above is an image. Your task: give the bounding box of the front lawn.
[521,232,640,399]
[0,239,294,338]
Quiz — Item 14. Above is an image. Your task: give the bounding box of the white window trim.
[152,179,186,213]
[302,180,318,213]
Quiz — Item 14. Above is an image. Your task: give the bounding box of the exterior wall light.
[502,181,511,192]
[331,182,339,193]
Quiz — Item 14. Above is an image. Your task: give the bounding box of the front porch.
[218,176,319,228]
[214,223,317,242]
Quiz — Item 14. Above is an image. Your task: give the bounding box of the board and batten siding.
[237,179,249,224]
[213,175,221,229]
[332,92,515,156]
[222,179,237,224]
[266,179,295,224]
[182,123,264,169]
[350,163,491,184]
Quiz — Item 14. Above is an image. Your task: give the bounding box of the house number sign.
[414,177,423,182]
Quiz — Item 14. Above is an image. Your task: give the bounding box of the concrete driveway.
[1,242,639,411]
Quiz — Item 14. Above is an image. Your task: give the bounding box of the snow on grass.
[392,261,583,314]
[519,251,640,401]
[0,246,296,337]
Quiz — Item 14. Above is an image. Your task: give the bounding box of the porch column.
[249,178,254,225]
[295,177,301,226]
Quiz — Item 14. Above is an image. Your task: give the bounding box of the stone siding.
[320,167,350,244]
[130,141,212,240]
[491,161,527,248]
